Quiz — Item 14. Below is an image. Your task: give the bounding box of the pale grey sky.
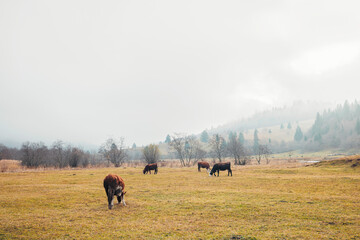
[1,0,360,148]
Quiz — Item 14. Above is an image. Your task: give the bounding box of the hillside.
[207,101,330,136]
[312,155,360,168]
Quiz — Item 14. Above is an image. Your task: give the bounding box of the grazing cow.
[103,174,126,209]
[143,163,158,174]
[209,162,232,177]
[198,161,210,172]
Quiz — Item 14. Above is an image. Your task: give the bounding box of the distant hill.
[304,100,360,151]
[206,101,332,136]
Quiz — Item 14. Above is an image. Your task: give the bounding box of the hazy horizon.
[1,1,360,148]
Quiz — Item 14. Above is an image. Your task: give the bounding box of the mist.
[1,0,360,148]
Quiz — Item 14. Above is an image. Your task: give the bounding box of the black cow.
[209,162,232,177]
[143,163,158,174]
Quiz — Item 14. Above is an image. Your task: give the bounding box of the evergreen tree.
[280,123,284,129]
[228,131,235,141]
[238,132,245,145]
[343,100,351,120]
[356,118,360,135]
[287,122,292,129]
[200,130,209,143]
[132,143,137,149]
[294,126,303,142]
[314,133,322,142]
[253,129,259,154]
[165,134,171,143]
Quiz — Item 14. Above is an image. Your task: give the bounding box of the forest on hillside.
[207,101,331,135]
[302,100,360,151]
[196,100,360,155]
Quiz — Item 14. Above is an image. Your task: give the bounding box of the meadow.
[0,160,359,239]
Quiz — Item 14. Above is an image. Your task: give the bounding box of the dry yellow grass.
[0,163,359,239]
[0,160,23,172]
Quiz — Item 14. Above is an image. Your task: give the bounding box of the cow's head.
[209,171,214,177]
[143,168,146,174]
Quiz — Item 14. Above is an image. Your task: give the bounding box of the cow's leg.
[107,188,114,209]
[217,170,219,177]
[155,168,158,174]
[149,170,151,174]
[121,193,126,206]
[198,165,200,172]
[104,184,109,198]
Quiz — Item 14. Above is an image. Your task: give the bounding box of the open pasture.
[0,164,359,239]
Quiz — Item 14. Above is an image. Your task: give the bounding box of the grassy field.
[0,161,359,239]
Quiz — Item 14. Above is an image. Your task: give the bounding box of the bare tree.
[240,147,251,165]
[254,144,271,164]
[193,145,207,165]
[209,134,227,162]
[99,138,127,167]
[142,144,160,164]
[21,142,48,167]
[50,140,68,168]
[263,145,272,164]
[69,147,83,168]
[227,132,245,165]
[168,133,205,167]
[0,144,10,160]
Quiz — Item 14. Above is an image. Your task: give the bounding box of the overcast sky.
[1,0,360,148]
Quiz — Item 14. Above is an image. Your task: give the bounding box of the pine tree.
[200,130,209,143]
[253,129,259,154]
[356,118,360,135]
[294,126,303,142]
[287,122,292,129]
[165,134,171,143]
[238,132,245,145]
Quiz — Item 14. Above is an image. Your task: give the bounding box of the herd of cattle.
[103,161,232,209]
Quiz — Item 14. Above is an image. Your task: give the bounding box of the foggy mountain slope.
[206,101,332,136]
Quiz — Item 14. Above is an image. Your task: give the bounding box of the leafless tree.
[254,144,271,164]
[209,134,227,162]
[0,144,10,160]
[21,142,48,167]
[227,132,245,165]
[51,140,68,168]
[168,133,205,167]
[99,138,127,167]
[142,144,160,164]
[240,147,251,165]
[69,147,83,168]
[193,145,207,165]
[263,145,272,164]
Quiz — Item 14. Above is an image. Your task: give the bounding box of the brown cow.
[198,161,210,172]
[103,174,126,209]
[143,163,158,174]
